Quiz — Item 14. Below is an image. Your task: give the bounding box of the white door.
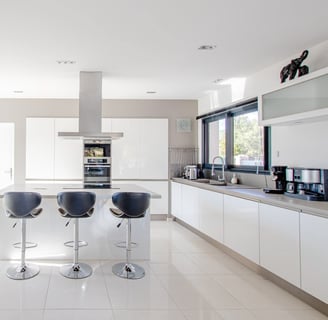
[0,123,14,189]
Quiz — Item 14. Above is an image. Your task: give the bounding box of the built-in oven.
[83,140,112,187]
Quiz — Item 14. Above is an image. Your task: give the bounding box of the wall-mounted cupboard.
[259,67,328,126]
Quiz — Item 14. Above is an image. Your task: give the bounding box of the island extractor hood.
[58,71,123,140]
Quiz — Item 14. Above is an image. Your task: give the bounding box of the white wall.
[0,99,197,183]
[198,39,328,168]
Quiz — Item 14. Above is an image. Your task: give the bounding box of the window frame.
[200,99,270,174]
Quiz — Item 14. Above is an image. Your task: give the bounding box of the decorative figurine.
[280,50,309,83]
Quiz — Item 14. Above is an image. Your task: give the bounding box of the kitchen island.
[0,183,160,261]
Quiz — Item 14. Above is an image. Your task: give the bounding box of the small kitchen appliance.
[285,167,328,201]
[263,165,287,194]
[183,165,197,180]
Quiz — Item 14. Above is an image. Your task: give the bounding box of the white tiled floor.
[0,220,327,320]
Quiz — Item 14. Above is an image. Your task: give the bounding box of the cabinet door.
[111,119,141,179]
[26,118,55,179]
[102,118,112,132]
[139,119,168,179]
[224,195,259,263]
[259,204,300,287]
[198,189,223,243]
[54,118,83,180]
[300,213,328,303]
[181,184,199,229]
[171,181,182,219]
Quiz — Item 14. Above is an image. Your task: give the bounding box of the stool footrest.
[13,242,37,249]
[64,240,88,248]
[115,241,137,249]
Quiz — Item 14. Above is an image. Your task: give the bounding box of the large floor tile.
[113,309,186,320]
[158,275,242,310]
[250,308,328,320]
[45,261,111,309]
[182,309,225,320]
[105,274,178,310]
[216,309,257,320]
[0,262,52,310]
[43,309,115,320]
[0,310,44,320]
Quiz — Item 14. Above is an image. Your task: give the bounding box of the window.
[201,99,270,172]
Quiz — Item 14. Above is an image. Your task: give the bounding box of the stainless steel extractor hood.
[58,71,123,140]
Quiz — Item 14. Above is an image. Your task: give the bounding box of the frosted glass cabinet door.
[54,118,83,180]
[26,118,55,179]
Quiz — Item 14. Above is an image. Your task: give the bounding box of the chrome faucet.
[211,156,225,182]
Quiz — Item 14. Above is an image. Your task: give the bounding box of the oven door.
[84,165,111,182]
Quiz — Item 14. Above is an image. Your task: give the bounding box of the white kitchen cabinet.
[224,195,259,263]
[101,118,112,132]
[171,181,182,219]
[181,184,199,229]
[198,188,223,243]
[259,204,300,287]
[111,118,168,179]
[54,118,83,180]
[113,180,168,215]
[259,67,328,126]
[26,118,55,179]
[300,212,328,303]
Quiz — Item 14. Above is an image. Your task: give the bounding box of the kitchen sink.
[193,179,260,189]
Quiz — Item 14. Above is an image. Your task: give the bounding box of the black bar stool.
[110,192,150,279]
[57,191,96,279]
[3,192,42,280]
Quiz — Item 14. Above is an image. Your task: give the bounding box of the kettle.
[184,165,197,180]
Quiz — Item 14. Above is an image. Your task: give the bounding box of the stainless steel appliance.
[83,140,111,188]
[285,167,328,201]
[183,165,197,180]
[263,166,287,194]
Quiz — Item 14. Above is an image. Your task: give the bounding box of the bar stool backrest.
[57,192,96,217]
[112,192,150,218]
[3,192,42,218]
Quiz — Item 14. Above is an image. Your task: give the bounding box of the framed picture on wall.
[176,118,192,133]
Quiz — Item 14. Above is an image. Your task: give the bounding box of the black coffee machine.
[263,166,287,194]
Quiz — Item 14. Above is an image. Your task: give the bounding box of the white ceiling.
[0,0,327,100]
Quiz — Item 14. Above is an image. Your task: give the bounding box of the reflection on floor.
[0,220,326,320]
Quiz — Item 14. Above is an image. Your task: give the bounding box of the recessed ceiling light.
[198,45,216,50]
[13,90,24,94]
[146,91,157,94]
[56,60,76,64]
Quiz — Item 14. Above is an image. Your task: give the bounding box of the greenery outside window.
[200,99,270,173]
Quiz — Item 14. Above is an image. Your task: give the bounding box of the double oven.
[83,140,111,188]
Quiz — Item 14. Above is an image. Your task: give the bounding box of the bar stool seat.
[3,192,42,280]
[57,191,96,279]
[110,192,150,279]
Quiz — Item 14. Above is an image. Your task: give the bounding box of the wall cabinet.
[300,212,328,303]
[26,118,82,180]
[259,204,300,287]
[223,195,259,264]
[259,67,328,126]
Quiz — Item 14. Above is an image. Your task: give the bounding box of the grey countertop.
[172,177,328,218]
[0,183,161,199]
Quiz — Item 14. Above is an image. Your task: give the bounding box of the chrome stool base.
[112,262,145,279]
[7,264,40,280]
[60,262,92,279]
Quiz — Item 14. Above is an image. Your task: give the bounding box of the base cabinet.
[181,184,199,229]
[171,181,182,219]
[198,188,223,243]
[259,204,300,287]
[224,195,259,264]
[300,213,328,303]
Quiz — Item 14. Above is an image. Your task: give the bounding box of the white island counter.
[0,183,160,261]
